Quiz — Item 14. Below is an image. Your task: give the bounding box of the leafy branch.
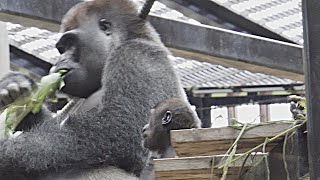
[0,71,66,139]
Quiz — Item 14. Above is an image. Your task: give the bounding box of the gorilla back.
[0,0,187,179]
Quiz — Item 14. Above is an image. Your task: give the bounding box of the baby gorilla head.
[142,98,201,152]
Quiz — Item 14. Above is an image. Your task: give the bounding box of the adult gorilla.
[0,0,187,179]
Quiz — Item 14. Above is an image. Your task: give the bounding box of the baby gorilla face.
[141,109,171,151]
[141,98,202,152]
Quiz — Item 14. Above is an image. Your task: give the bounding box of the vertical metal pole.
[0,22,10,78]
[193,98,212,128]
[302,0,320,179]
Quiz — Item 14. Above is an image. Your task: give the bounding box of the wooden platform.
[171,123,292,157]
[154,154,266,180]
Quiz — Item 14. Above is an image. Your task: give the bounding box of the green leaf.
[0,71,66,139]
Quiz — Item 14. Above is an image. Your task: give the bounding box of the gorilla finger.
[7,83,21,100]
[0,89,12,105]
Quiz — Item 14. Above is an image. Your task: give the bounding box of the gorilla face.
[141,98,202,151]
[141,108,171,152]
[52,3,119,98]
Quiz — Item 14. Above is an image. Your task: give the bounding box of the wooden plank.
[154,154,265,180]
[174,139,279,157]
[171,123,291,157]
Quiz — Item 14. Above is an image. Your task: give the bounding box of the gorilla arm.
[0,108,141,178]
[0,115,88,178]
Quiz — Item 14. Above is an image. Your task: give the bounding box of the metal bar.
[188,97,211,128]
[302,0,320,179]
[150,15,303,74]
[161,0,292,43]
[0,0,304,76]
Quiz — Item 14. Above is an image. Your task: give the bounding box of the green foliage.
[217,119,306,179]
[0,71,66,139]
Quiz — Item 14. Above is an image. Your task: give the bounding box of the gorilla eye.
[99,19,112,33]
[162,111,172,125]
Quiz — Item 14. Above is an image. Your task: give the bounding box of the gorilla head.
[142,98,201,152]
[52,0,155,98]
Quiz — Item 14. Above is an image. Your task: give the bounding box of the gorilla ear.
[99,19,112,35]
[139,0,156,19]
[162,111,172,125]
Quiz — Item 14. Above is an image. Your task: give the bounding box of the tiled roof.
[6,22,300,89]
[171,57,298,88]
[211,0,303,44]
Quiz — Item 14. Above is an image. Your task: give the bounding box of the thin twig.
[220,123,248,180]
[219,120,306,168]
[263,137,270,180]
[237,153,251,179]
[211,156,215,180]
[283,133,290,180]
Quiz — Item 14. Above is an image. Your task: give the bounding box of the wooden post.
[227,106,236,125]
[302,0,320,179]
[259,104,269,122]
[0,21,10,78]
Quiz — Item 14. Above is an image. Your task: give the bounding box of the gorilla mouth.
[60,68,72,76]
[53,67,73,76]
[59,69,70,75]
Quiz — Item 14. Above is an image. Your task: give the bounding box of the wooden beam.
[170,123,292,157]
[154,154,265,179]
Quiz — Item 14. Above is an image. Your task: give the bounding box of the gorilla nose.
[56,32,78,54]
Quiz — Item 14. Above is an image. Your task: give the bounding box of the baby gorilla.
[140,98,201,179]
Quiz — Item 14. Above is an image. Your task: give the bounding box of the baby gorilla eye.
[162,111,172,125]
[99,19,112,33]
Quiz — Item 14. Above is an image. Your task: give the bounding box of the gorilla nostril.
[56,32,78,54]
[142,133,148,138]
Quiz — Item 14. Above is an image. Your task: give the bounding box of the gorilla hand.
[0,73,35,108]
